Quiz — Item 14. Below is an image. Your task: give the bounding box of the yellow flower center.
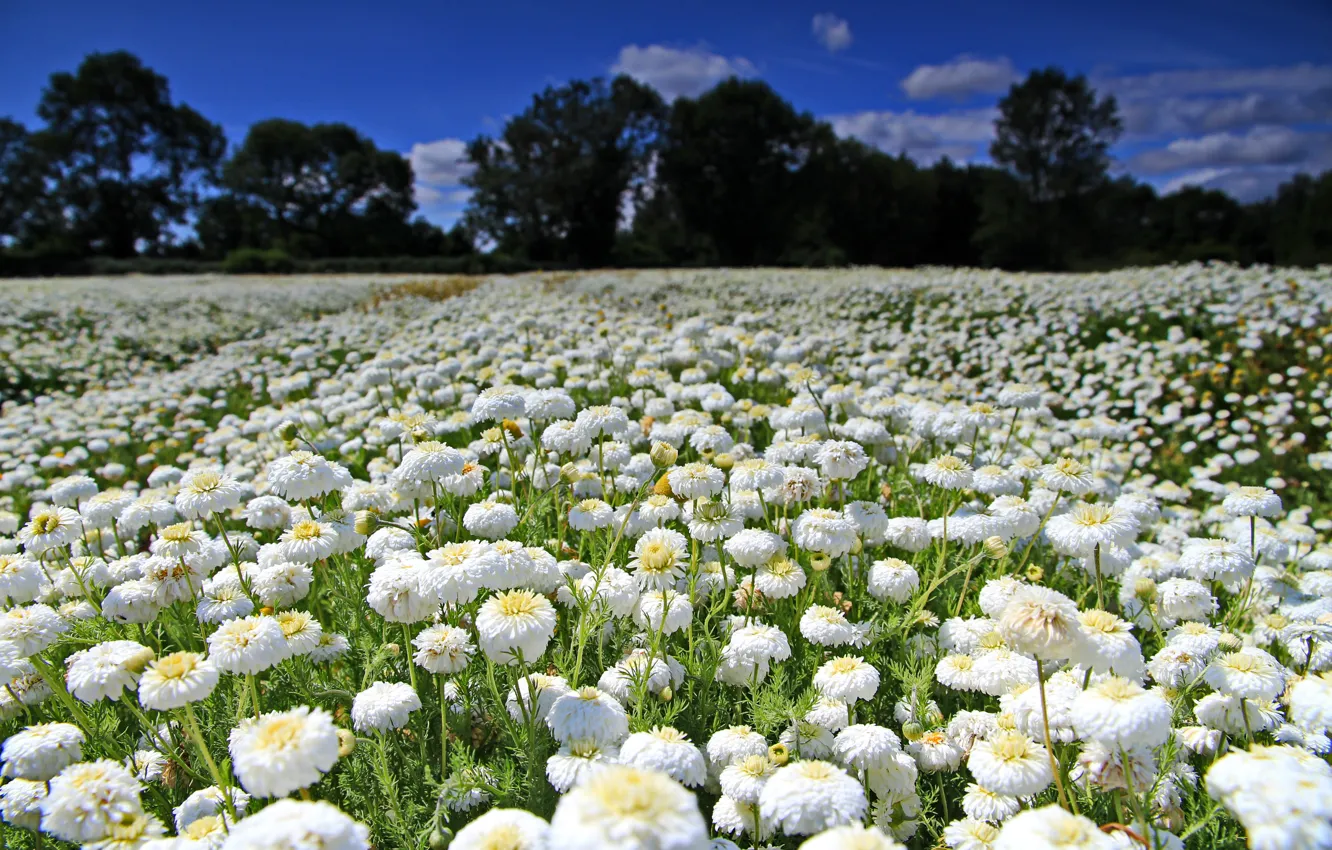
[32,513,62,534]
[289,520,323,541]
[495,590,542,618]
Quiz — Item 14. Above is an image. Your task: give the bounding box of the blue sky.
[3,0,1331,227]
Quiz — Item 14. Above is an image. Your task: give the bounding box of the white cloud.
[1132,125,1313,174]
[901,56,1019,100]
[408,138,473,187]
[407,138,474,211]
[1105,63,1332,100]
[811,14,852,53]
[611,44,757,100]
[1121,89,1332,137]
[829,107,996,163]
[1159,166,1306,203]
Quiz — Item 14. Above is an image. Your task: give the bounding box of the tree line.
[1,50,1329,276]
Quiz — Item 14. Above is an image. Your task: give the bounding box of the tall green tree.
[656,79,827,266]
[214,119,419,257]
[34,51,226,257]
[981,67,1122,268]
[463,76,665,265]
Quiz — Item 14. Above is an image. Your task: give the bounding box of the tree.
[984,68,1122,267]
[656,80,827,266]
[34,51,226,257]
[218,119,418,257]
[464,76,665,265]
[0,119,51,246]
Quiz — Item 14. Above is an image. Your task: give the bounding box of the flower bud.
[902,721,924,742]
[353,510,377,536]
[983,536,1008,560]
[410,427,432,443]
[384,643,401,657]
[275,421,299,442]
[1024,564,1044,583]
[560,462,580,485]
[501,419,523,439]
[713,452,734,471]
[1133,577,1158,601]
[809,552,832,572]
[849,537,863,556]
[428,827,453,850]
[336,728,357,757]
[657,686,673,702]
[767,743,790,765]
[650,441,678,469]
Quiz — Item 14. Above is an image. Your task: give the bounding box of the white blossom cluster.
[0,265,1329,850]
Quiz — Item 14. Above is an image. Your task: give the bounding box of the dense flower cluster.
[0,265,1329,849]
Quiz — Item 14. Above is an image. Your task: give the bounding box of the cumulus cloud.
[1131,125,1316,174]
[1159,166,1308,203]
[811,14,852,53]
[407,138,474,212]
[830,108,996,163]
[409,138,473,187]
[1120,89,1332,137]
[901,56,1019,100]
[612,44,756,100]
[1105,63,1332,100]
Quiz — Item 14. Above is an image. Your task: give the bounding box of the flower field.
[1,265,1331,850]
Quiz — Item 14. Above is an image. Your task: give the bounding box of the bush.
[222,248,296,274]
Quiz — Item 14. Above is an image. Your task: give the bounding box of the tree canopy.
[2,50,1329,273]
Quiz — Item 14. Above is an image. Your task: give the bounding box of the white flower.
[814,440,869,481]
[38,759,144,844]
[619,727,707,787]
[207,615,290,675]
[813,656,879,703]
[229,706,340,797]
[0,603,68,655]
[868,558,918,602]
[707,726,770,770]
[629,528,689,589]
[413,624,476,674]
[218,799,370,850]
[0,777,46,830]
[464,500,520,540]
[267,451,353,501]
[138,651,220,710]
[18,506,81,554]
[801,823,905,849]
[1222,486,1282,518]
[719,754,776,804]
[452,808,550,850]
[966,732,1052,797]
[548,765,708,850]
[65,640,154,703]
[2,723,84,781]
[792,508,858,557]
[800,605,858,646]
[477,589,557,664]
[175,469,246,519]
[759,760,867,836]
[547,687,629,746]
[723,528,785,569]
[1070,677,1171,748]
[832,724,901,771]
[352,681,422,732]
[996,586,1084,660]
[992,805,1113,850]
[546,739,621,793]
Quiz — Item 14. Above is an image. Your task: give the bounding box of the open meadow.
[1,265,1331,850]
